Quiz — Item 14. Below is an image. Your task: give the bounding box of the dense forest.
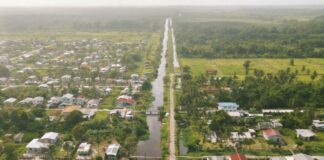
[0,8,171,32]
[175,16,324,58]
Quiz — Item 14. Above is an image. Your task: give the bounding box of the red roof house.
[263,128,282,142]
[230,153,247,160]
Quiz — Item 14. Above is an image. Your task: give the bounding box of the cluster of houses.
[21,131,121,160]
[205,153,324,160]
[205,102,320,148]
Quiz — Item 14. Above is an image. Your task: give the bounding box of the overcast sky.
[1,0,324,7]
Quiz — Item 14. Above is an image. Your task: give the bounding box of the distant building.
[217,102,239,112]
[4,98,17,104]
[87,99,100,108]
[13,133,24,143]
[79,108,97,119]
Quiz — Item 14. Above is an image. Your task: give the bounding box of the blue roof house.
[217,102,239,112]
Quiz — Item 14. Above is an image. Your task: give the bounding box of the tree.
[72,124,87,140]
[243,60,251,75]
[290,58,295,66]
[62,141,74,159]
[295,139,304,148]
[301,65,306,72]
[311,71,318,80]
[141,80,152,91]
[3,143,17,160]
[63,111,84,130]
[95,155,103,160]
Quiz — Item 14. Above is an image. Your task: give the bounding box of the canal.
[135,18,170,158]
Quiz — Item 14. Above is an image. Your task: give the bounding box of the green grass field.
[180,58,324,81]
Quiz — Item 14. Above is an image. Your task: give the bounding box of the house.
[38,84,49,88]
[296,129,315,140]
[26,139,48,155]
[313,120,324,130]
[40,132,59,144]
[61,75,72,83]
[13,133,24,143]
[61,93,75,106]
[262,109,295,114]
[293,153,312,160]
[76,142,92,160]
[105,144,120,160]
[32,96,44,105]
[258,120,283,130]
[217,102,239,112]
[230,153,247,160]
[62,105,81,117]
[230,131,253,142]
[73,76,81,82]
[104,88,112,95]
[116,95,134,107]
[205,132,218,143]
[87,99,100,108]
[205,156,225,160]
[47,96,62,108]
[75,96,88,106]
[79,108,97,119]
[206,68,217,75]
[263,128,282,143]
[131,74,139,80]
[4,98,17,104]
[19,97,34,105]
[227,111,242,118]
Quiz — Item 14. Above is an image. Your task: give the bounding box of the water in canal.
[135,18,170,158]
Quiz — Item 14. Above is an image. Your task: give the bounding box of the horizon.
[1,0,324,7]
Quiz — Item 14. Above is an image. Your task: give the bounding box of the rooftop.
[106,144,120,156]
[296,129,315,138]
[41,132,59,140]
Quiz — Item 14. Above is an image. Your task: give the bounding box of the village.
[175,65,324,160]
[0,33,161,159]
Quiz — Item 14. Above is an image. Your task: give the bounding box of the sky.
[0,0,324,7]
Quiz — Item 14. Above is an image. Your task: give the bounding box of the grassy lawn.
[93,111,109,121]
[180,58,324,81]
[98,87,122,109]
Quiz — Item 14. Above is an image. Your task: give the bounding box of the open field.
[180,58,324,81]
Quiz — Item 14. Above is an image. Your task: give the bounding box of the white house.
[4,98,17,104]
[105,144,120,158]
[296,129,315,140]
[61,75,72,83]
[217,102,239,112]
[26,139,48,155]
[76,142,92,160]
[40,132,59,144]
[313,120,324,130]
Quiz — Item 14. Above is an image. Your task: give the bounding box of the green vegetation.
[181,58,324,81]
